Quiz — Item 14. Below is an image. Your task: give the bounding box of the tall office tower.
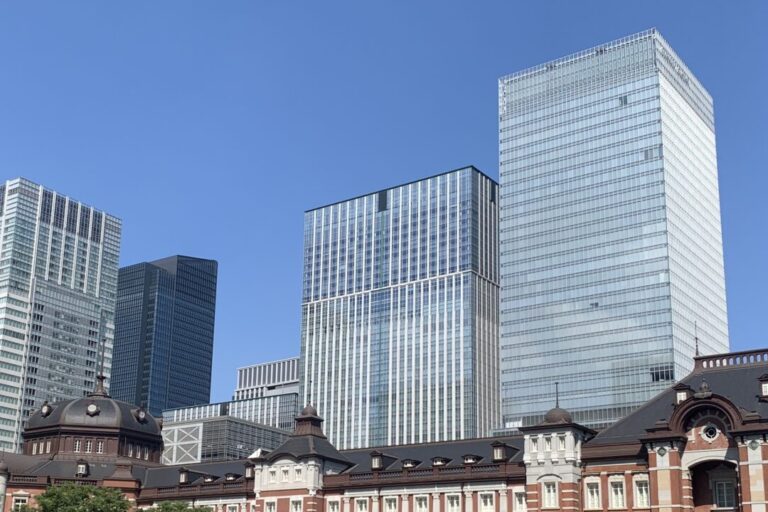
[300,166,499,449]
[234,357,299,400]
[0,178,121,450]
[111,256,218,417]
[498,29,729,430]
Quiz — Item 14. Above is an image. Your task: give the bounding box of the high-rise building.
[0,178,122,450]
[300,166,499,449]
[234,357,299,400]
[498,29,729,430]
[111,255,218,416]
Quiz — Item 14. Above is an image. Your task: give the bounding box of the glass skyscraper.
[111,255,218,416]
[498,29,729,430]
[0,178,121,451]
[300,166,499,449]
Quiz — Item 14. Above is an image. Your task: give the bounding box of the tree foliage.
[19,483,129,512]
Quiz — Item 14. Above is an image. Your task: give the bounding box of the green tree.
[19,483,129,512]
[155,502,212,511]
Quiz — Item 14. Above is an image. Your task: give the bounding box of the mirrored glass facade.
[301,167,499,449]
[498,30,729,430]
[0,178,122,451]
[111,256,218,417]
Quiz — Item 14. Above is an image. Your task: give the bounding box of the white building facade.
[300,166,499,449]
[0,178,121,450]
[498,29,729,430]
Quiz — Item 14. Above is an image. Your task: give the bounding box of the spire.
[555,382,560,408]
[89,374,109,397]
[694,321,700,357]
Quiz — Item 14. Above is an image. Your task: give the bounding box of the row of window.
[267,465,303,483]
[584,477,650,509]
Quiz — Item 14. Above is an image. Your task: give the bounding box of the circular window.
[702,424,719,441]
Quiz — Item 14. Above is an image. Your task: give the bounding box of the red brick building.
[1,349,767,511]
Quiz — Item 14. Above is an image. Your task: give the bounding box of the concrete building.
[498,29,729,430]
[111,255,218,417]
[300,166,500,449]
[234,358,299,401]
[0,178,121,451]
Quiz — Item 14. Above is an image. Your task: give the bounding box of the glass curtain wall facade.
[234,357,299,400]
[300,166,499,449]
[498,29,729,430]
[0,178,121,450]
[111,256,218,416]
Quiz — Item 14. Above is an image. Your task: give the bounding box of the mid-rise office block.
[498,30,729,429]
[0,178,121,450]
[300,166,499,449]
[234,357,299,400]
[111,256,218,416]
[163,394,299,432]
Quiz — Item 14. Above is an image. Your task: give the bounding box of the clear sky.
[0,1,765,402]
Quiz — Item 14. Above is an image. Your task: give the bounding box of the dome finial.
[555,381,560,408]
[89,374,109,397]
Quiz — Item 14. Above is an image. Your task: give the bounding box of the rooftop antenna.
[555,382,560,408]
[694,321,700,357]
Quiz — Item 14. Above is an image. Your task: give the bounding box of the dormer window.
[76,460,89,477]
[760,375,768,398]
[431,457,449,467]
[402,459,419,469]
[371,451,383,470]
[491,441,507,462]
[676,391,688,404]
[463,454,480,465]
[245,465,254,479]
[225,473,237,481]
[203,475,216,483]
[179,468,190,484]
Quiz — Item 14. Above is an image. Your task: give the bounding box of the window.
[634,479,649,508]
[282,468,290,482]
[415,496,428,512]
[127,443,133,457]
[446,495,460,512]
[514,492,526,512]
[143,446,149,460]
[46,440,51,453]
[268,469,277,483]
[266,502,277,512]
[479,493,494,512]
[558,436,565,451]
[544,436,551,451]
[329,501,341,512]
[619,95,628,106]
[96,440,104,454]
[74,439,81,453]
[31,442,37,455]
[85,440,93,453]
[12,497,28,511]
[762,382,768,397]
[585,482,600,509]
[610,481,625,509]
[714,481,735,508]
[227,506,238,512]
[543,482,557,508]
[356,500,368,512]
[295,466,303,480]
[76,462,88,477]
[291,500,303,512]
[530,438,538,452]
[676,391,688,403]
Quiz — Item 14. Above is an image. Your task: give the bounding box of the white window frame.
[676,391,688,403]
[544,436,552,451]
[634,477,650,508]
[282,467,291,482]
[268,469,277,483]
[74,439,81,453]
[445,494,461,512]
[46,440,51,453]
[585,480,601,510]
[609,479,625,509]
[356,499,369,512]
[85,439,93,453]
[530,437,538,453]
[513,490,526,512]
[96,440,104,454]
[762,382,768,397]
[291,499,303,512]
[414,495,429,512]
[31,442,37,455]
[479,492,494,512]
[12,496,28,511]
[328,500,341,512]
[295,466,303,481]
[227,506,239,512]
[557,435,566,451]
[713,480,736,508]
[542,482,558,509]
[265,500,277,512]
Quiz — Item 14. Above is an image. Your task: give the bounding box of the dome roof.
[25,386,161,437]
[299,404,319,417]
[543,407,572,425]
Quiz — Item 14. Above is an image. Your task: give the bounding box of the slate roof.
[340,435,523,473]
[142,460,251,489]
[589,353,768,446]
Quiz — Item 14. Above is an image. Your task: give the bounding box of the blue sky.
[0,1,765,402]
